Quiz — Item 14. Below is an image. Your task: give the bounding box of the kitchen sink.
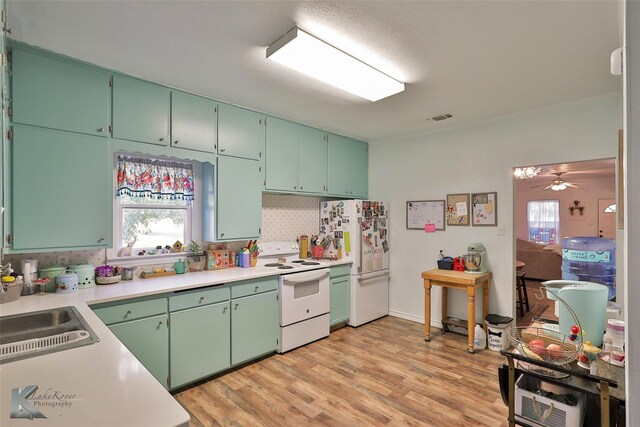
[0,306,99,364]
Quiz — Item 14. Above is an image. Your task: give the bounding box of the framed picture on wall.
[471,192,497,226]
[446,194,470,226]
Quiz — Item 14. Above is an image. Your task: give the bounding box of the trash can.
[485,314,513,352]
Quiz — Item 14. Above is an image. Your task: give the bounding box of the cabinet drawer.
[169,286,230,312]
[231,277,278,299]
[93,298,167,325]
[330,264,351,278]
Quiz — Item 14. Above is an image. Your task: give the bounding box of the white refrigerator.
[319,200,389,326]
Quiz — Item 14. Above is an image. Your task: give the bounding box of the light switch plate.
[497,225,505,236]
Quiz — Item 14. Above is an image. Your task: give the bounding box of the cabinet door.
[350,140,368,198]
[217,103,263,160]
[330,277,350,325]
[11,125,111,251]
[327,134,353,196]
[112,75,170,146]
[231,291,278,365]
[216,156,262,241]
[170,91,217,153]
[264,116,298,192]
[170,302,230,388]
[109,314,169,389]
[298,126,327,194]
[11,48,110,137]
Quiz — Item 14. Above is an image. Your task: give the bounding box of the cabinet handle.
[158,320,164,326]
[221,233,225,237]
[300,186,303,190]
[234,303,239,310]
[254,285,259,292]
[220,148,226,152]
[199,296,205,302]
[174,140,179,144]
[223,306,228,312]
[159,137,164,142]
[125,310,132,317]
[97,127,104,132]
[97,236,105,243]
[293,186,297,189]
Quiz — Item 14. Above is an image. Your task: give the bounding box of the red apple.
[529,339,548,357]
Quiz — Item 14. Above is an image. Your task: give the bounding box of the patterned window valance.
[116,155,194,202]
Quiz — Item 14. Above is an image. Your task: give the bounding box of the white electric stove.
[257,241,330,353]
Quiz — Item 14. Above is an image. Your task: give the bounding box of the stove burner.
[278,265,294,270]
[301,262,320,266]
[291,260,305,264]
[265,263,283,267]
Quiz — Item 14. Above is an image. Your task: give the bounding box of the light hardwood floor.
[175,316,509,426]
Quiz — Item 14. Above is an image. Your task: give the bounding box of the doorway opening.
[513,158,616,325]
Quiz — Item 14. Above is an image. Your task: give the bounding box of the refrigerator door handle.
[357,216,363,273]
[357,271,390,282]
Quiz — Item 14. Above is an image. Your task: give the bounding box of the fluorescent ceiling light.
[267,27,405,102]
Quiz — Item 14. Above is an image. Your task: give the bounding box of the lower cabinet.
[170,301,230,389]
[231,290,279,365]
[330,265,351,326]
[108,314,169,389]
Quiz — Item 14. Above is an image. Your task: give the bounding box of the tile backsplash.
[2,194,322,275]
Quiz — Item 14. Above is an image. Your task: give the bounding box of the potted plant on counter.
[187,241,205,272]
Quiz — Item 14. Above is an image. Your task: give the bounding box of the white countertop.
[0,260,352,426]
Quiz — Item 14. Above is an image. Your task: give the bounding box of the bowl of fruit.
[508,325,582,367]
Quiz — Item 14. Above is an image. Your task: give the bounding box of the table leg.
[441,287,448,333]
[467,285,475,353]
[507,357,516,427]
[600,381,610,427]
[424,280,432,341]
[483,283,489,335]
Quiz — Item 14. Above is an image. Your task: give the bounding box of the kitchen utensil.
[38,263,67,292]
[55,270,79,294]
[20,259,38,284]
[96,275,122,285]
[463,253,483,272]
[121,266,136,280]
[174,259,186,274]
[68,264,95,288]
[464,243,487,274]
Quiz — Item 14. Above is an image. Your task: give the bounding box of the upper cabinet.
[217,103,263,160]
[264,117,327,194]
[327,134,368,198]
[112,75,170,146]
[11,47,111,137]
[170,91,217,153]
[9,125,111,251]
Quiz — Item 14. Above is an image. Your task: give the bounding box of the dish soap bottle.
[474,324,487,350]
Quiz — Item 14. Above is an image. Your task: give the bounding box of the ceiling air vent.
[427,114,453,122]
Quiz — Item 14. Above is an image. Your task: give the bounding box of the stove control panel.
[257,241,300,257]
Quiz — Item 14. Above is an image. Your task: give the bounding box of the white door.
[348,270,389,327]
[598,199,616,240]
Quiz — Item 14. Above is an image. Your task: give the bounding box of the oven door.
[279,268,330,326]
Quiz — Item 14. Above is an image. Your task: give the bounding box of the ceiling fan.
[531,172,580,191]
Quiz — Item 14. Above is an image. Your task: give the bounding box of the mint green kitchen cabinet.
[11,47,111,137]
[213,156,262,241]
[297,125,328,194]
[170,301,230,388]
[264,118,327,194]
[231,289,278,365]
[171,91,217,153]
[109,314,169,389]
[9,125,111,251]
[217,103,263,160]
[327,134,368,198]
[330,264,351,325]
[264,116,298,191]
[112,75,170,146]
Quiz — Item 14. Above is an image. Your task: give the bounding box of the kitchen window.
[527,200,559,245]
[111,155,202,259]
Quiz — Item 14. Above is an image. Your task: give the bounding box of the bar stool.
[515,271,530,317]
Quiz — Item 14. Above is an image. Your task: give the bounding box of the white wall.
[515,175,616,241]
[624,0,639,421]
[369,92,622,326]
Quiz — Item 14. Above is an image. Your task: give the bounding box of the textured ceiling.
[6,1,622,142]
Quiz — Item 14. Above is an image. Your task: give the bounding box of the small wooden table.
[422,269,492,353]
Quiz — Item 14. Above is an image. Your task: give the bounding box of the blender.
[463,243,487,274]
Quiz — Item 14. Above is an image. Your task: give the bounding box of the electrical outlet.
[57,255,69,266]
